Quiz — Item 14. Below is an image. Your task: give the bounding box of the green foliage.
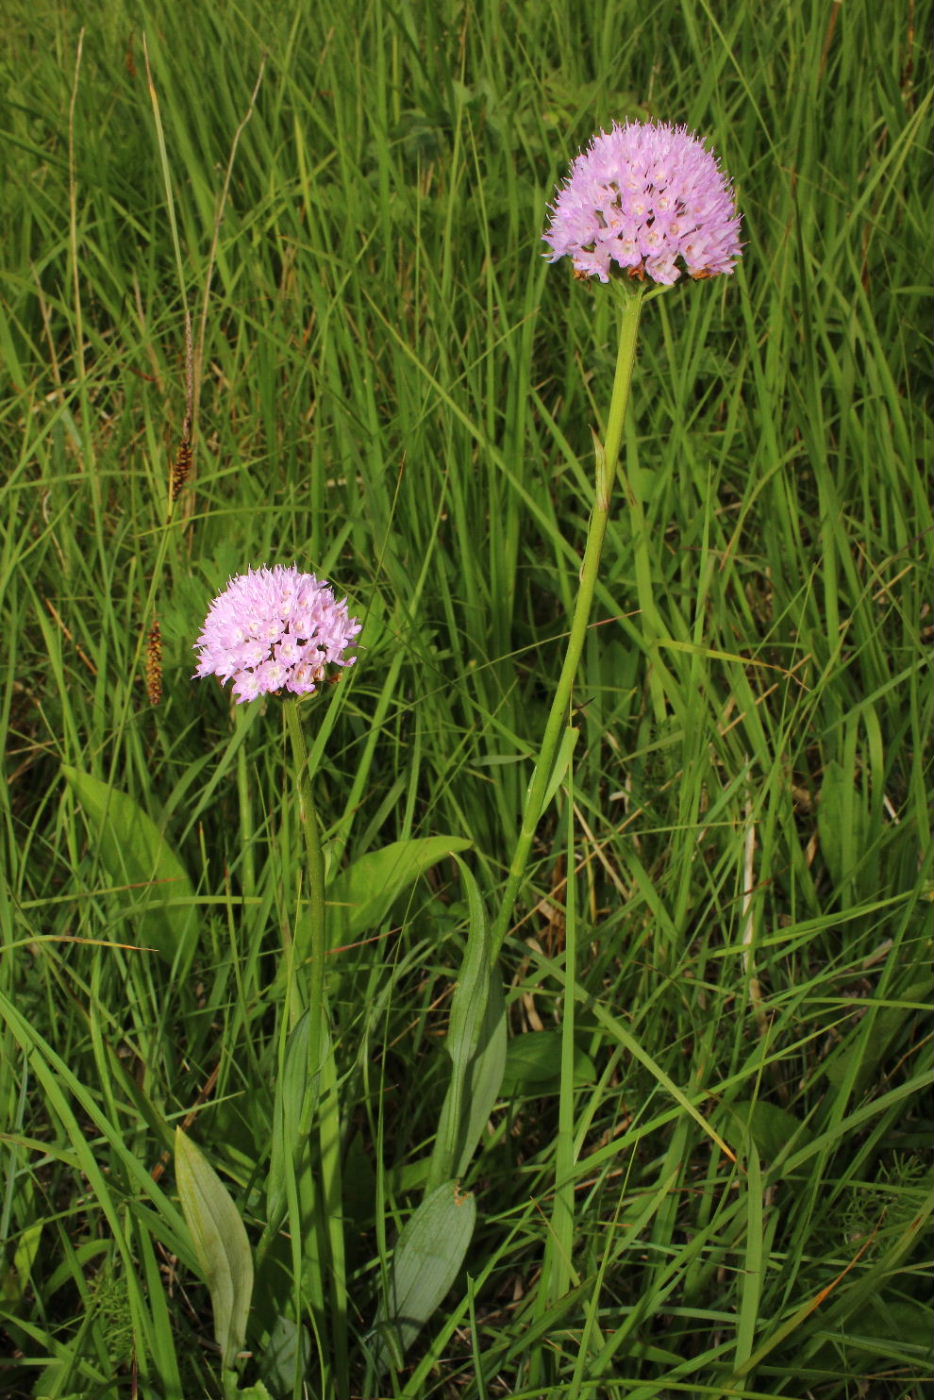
[372,1180,478,1374]
[500,1028,596,1096]
[175,1128,254,1373]
[0,0,930,1397]
[327,835,473,946]
[428,858,507,1190]
[61,764,198,969]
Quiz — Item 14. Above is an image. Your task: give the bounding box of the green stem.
[284,699,327,1064]
[283,699,350,1389]
[490,287,643,957]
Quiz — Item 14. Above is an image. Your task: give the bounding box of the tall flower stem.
[284,698,327,1061]
[283,699,349,1387]
[490,287,643,958]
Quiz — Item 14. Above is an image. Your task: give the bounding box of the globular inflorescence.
[544,119,742,285]
[194,565,361,703]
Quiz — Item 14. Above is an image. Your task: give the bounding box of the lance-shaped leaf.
[62,766,197,971]
[428,858,506,1190]
[175,1128,253,1369]
[265,1009,325,1228]
[500,1029,596,1096]
[453,971,506,1179]
[327,836,471,942]
[373,1179,476,1370]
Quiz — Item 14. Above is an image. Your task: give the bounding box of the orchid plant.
[178,117,742,1397]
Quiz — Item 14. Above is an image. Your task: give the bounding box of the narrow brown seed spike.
[170,437,193,502]
[146,620,164,706]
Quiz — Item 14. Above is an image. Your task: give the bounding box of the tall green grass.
[0,1,930,1397]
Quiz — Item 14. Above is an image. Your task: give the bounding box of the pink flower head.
[194,565,361,703]
[544,120,742,285]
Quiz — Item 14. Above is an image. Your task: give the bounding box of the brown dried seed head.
[146,620,163,706]
[170,437,193,503]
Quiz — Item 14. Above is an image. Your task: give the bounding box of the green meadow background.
[1,1,931,1397]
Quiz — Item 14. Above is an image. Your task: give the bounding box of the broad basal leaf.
[175,1128,253,1370]
[500,1029,596,1096]
[428,858,506,1190]
[373,1179,476,1370]
[62,765,197,970]
[328,836,471,941]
